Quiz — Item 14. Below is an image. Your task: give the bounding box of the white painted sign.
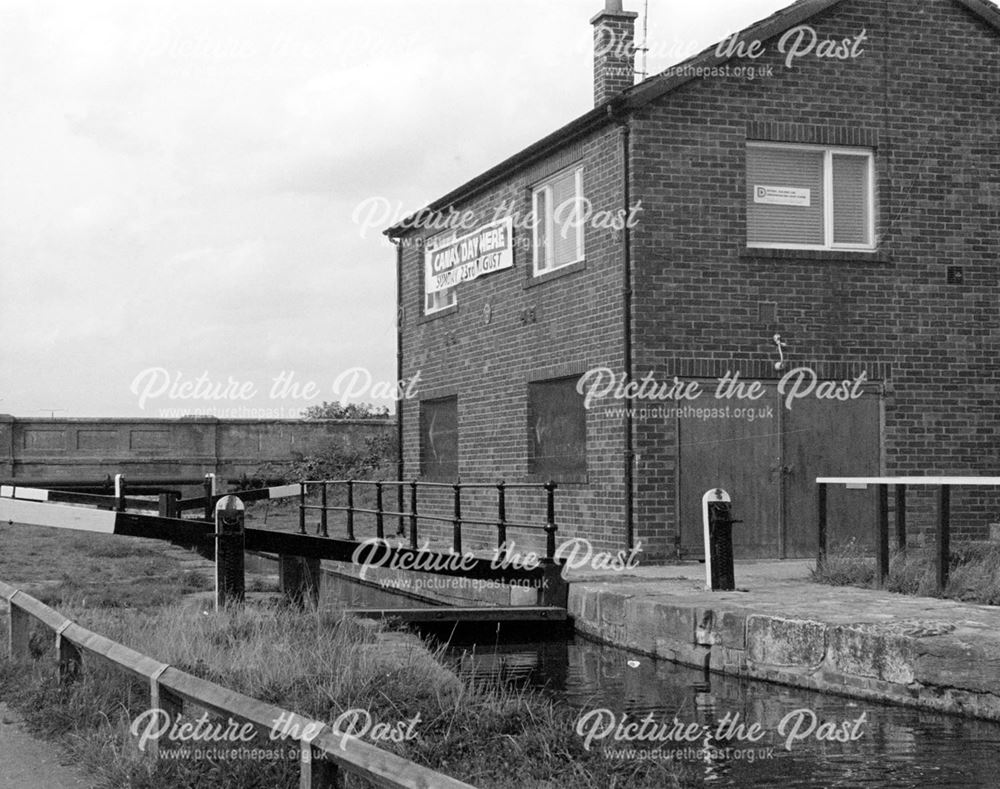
[754,185,811,207]
[425,217,514,294]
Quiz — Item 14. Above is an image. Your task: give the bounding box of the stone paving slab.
[568,560,1000,720]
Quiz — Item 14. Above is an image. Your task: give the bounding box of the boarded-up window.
[747,144,874,250]
[528,378,586,480]
[420,397,458,479]
[533,167,585,274]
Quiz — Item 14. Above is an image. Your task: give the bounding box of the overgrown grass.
[0,523,214,609]
[0,603,689,788]
[812,538,1000,604]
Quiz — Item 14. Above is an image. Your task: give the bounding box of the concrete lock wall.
[0,415,394,483]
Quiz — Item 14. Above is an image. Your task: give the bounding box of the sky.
[0,0,798,418]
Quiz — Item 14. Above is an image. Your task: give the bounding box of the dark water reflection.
[258,561,1000,788]
[447,636,1000,789]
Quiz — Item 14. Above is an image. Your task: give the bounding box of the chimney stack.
[590,0,638,106]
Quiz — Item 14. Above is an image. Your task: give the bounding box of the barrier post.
[214,495,246,609]
[817,482,828,566]
[300,735,342,789]
[56,622,81,684]
[158,492,180,519]
[299,483,307,535]
[6,592,29,662]
[895,484,907,550]
[937,485,951,594]
[376,482,385,539]
[346,481,355,541]
[279,556,321,609]
[319,483,328,537]
[115,474,126,512]
[203,474,216,521]
[876,484,890,588]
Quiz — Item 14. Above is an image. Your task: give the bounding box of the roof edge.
[384,101,625,237]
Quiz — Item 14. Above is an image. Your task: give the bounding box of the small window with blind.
[527,377,587,481]
[420,396,458,479]
[532,166,585,275]
[747,143,875,251]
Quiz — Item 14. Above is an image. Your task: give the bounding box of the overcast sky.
[1,0,803,417]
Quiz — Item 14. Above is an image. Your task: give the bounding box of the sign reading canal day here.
[425,217,513,294]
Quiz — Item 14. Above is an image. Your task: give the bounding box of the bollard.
[214,495,246,609]
[279,555,321,609]
[702,488,742,591]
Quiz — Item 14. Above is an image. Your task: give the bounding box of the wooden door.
[782,390,881,558]
[678,387,782,559]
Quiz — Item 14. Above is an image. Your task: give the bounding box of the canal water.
[256,558,1000,788]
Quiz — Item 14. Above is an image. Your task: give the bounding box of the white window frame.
[532,166,586,275]
[424,231,458,315]
[746,142,876,252]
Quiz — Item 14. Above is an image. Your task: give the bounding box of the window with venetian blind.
[532,166,585,274]
[747,143,875,251]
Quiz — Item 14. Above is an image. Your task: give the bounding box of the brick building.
[386,0,1000,562]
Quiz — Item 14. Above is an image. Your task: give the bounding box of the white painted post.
[114,473,126,512]
[702,488,731,591]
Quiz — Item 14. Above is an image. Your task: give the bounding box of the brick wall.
[395,0,1000,561]
[396,125,631,556]
[628,0,1000,553]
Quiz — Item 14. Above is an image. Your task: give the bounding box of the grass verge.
[812,538,1000,604]
[0,602,690,789]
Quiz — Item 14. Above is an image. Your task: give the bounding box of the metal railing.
[817,475,1000,593]
[297,480,560,559]
[1,579,475,789]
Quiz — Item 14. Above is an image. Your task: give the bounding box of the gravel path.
[0,702,93,789]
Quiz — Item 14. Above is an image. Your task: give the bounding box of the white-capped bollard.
[702,488,741,591]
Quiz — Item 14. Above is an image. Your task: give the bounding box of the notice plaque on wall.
[753,185,811,207]
[425,217,514,294]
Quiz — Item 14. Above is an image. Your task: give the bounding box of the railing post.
[158,491,180,519]
[876,484,890,589]
[320,483,328,538]
[6,591,29,663]
[544,481,557,561]
[817,482,828,567]
[115,473,126,512]
[376,482,385,539]
[54,621,81,684]
[452,483,462,554]
[496,481,507,551]
[397,483,406,537]
[539,482,566,608]
[215,495,246,609]
[300,733,343,789]
[937,485,951,595]
[346,481,356,541]
[299,483,307,535]
[895,484,907,550]
[148,665,183,760]
[409,480,418,549]
[203,474,215,521]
